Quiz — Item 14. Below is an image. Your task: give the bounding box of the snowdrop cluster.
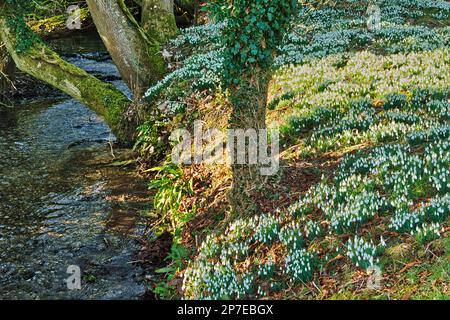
[168,22,226,49]
[144,49,224,104]
[310,107,375,146]
[384,111,421,125]
[384,0,450,13]
[257,260,276,280]
[279,222,304,250]
[424,139,450,193]
[200,264,254,300]
[327,191,387,234]
[252,214,281,245]
[390,209,426,233]
[390,195,450,233]
[287,196,314,217]
[182,212,321,299]
[407,131,429,146]
[290,133,448,236]
[337,140,446,207]
[413,223,442,244]
[285,107,338,137]
[425,195,450,222]
[424,100,450,118]
[183,213,311,299]
[408,125,450,146]
[309,103,444,152]
[182,260,234,299]
[182,218,256,299]
[275,1,449,66]
[345,236,384,270]
[304,220,323,240]
[275,50,448,151]
[383,93,408,110]
[287,178,383,234]
[284,249,317,283]
[374,156,423,204]
[183,133,448,298]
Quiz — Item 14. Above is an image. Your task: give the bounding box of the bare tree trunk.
[228,69,272,215]
[0,19,134,143]
[86,0,169,98]
[142,0,178,44]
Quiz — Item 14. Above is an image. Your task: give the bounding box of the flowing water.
[0,36,150,299]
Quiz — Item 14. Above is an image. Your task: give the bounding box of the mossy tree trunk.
[1,0,179,142]
[86,0,175,98]
[142,0,178,44]
[0,19,134,143]
[228,69,272,215]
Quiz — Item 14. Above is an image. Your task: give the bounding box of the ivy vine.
[205,0,297,84]
[3,0,41,53]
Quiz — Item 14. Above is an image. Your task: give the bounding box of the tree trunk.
[0,19,134,143]
[1,43,13,102]
[175,0,195,13]
[86,0,168,98]
[142,0,178,44]
[228,69,272,215]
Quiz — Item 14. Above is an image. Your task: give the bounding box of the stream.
[0,34,150,299]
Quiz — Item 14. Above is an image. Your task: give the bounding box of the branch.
[0,17,135,143]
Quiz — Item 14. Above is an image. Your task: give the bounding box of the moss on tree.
[0,17,134,143]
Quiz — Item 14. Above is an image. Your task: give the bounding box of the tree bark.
[0,42,14,103]
[0,18,134,143]
[86,0,168,98]
[228,69,272,215]
[175,0,194,13]
[142,0,178,44]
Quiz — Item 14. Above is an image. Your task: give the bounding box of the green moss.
[5,16,40,53]
[29,8,90,36]
[141,0,179,44]
[1,16,134,144]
